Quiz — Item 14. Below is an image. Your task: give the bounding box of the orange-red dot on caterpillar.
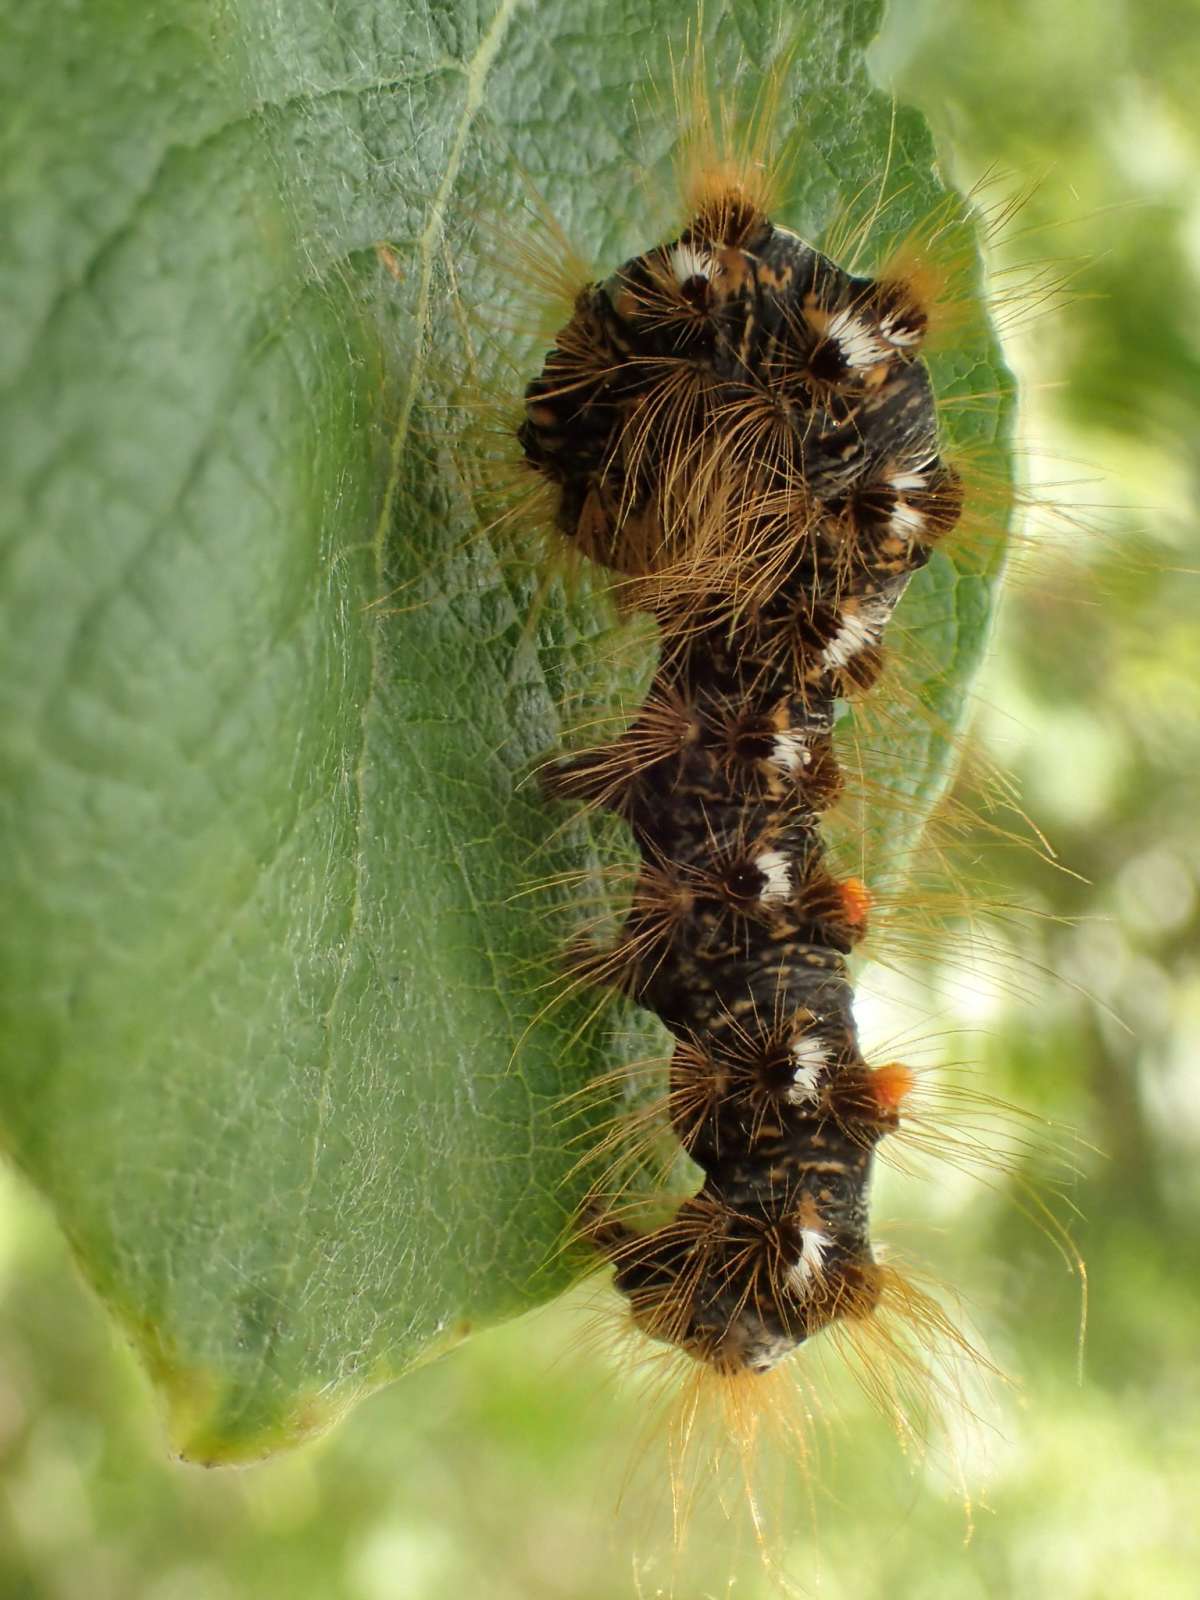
[838,874,872,931]
[869,1060,916,1115]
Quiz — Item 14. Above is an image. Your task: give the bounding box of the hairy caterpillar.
[520,184,963,1372]
[492,60,1029,1531]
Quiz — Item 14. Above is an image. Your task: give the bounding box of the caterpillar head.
[596,1190,885,1377]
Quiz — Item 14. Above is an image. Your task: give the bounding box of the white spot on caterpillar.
[888,469,929,494]
[821,609,876,669]
[825,307,890,370]
[885,462,936,541]
[890,500,927,539]
[879,308,922,348]
[733,1328,796,1373]
[821,595,893,670]
[670,244,714,286]
[769,732,812,773]
[788,1227,833,1291]
[787,1037,831,1103]
[754,850,792,903]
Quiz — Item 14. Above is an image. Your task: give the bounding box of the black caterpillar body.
[519,194,963,1376]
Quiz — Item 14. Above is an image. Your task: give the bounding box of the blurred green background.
[3,1,1197,1595]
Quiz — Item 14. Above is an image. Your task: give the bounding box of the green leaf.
[0,0,1011,1462]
